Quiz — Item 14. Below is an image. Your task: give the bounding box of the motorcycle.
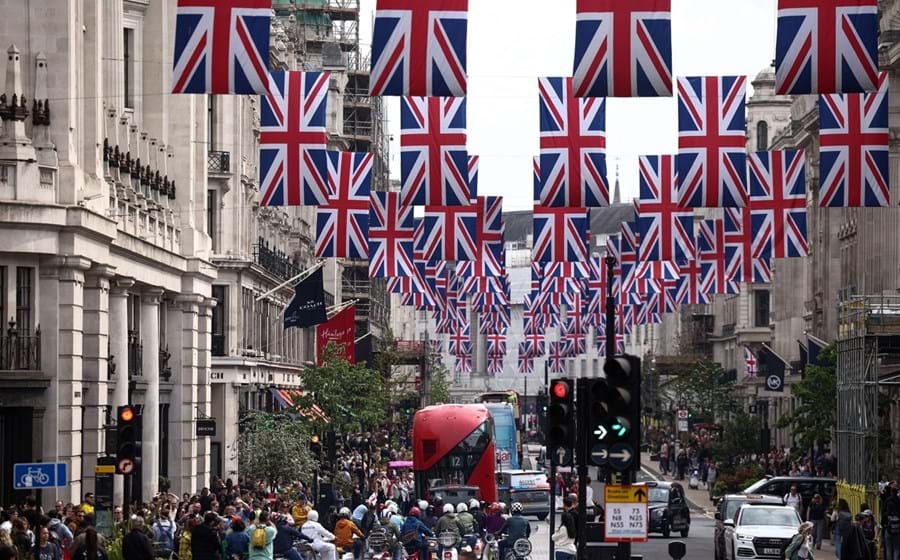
[274,539,317,560]
[481,533,499,560]
[499,535,532,560]
[437,531,459,560]
[364,526,393,560]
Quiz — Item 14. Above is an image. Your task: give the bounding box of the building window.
[207,189,217,251]
[123,28,134,109]
[757,121,768,151]
[0,266,5,325]
[211,285,227,357]
[207,95,216,150]
[15,267,33,334]
[754,289,770,328]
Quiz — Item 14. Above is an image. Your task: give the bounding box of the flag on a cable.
[758,344,788,392]
[283,266,328,329]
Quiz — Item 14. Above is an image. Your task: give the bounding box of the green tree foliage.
[429,363,451,405]
[294,342,389,434]
[714,410,761,461]
[236,411,318,488]
[668,360,737,423]
[776,344,836,451]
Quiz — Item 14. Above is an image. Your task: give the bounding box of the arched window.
[757,121,769,151]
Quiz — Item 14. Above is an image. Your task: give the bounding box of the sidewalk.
[640,453,839,560]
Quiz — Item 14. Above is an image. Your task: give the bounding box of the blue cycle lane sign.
[13,463,67,489]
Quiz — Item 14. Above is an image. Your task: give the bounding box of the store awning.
[269,388,328,421]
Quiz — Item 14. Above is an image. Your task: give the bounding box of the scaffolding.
[836,295,900,487]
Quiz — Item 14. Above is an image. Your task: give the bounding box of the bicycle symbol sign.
[13,463,67,489]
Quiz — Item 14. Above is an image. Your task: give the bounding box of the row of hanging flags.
[171,0,886,374]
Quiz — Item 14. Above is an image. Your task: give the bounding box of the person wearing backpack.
[245,512,276,560]
[883,486,900,560]
[152,506,176,557]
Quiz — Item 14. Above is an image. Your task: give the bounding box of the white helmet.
[418,500,429,511]
[307,510,319,523]
[386,501,399,514]
[456,503,468,513]
[443,504,455,514]
[469,499,480,510]
[339,507,351,516]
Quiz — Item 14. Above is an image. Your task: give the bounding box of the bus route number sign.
[603,485,649,543]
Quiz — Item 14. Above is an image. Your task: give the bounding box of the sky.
[357,0,777,211]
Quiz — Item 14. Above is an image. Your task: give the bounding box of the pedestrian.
[832,499,854,560]
[882,485,900,560]
[806,494,827,550]
[785,485,803,516]
[224,518,250,560]
[676,450,688,480]
[69,527,107,560]
[121,517,154,560]
[553,496,578,560]
[707,461,718,502]
[191,512,222,560]
[32,527,61,560]
[784,521,815,560]
[659,442,669,476]
[856,507,877,560]
[841,515,873,560]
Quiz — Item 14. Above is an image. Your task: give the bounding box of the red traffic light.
[119,406,135,423]
[552,381,569,399]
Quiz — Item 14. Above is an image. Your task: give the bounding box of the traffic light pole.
[576,378,588,560]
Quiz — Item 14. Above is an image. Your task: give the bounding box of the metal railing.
[207,151,231,174]
[0,327,41,370]
[255,237,303,281]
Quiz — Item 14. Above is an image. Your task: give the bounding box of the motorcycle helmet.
[386,501,399,514]
[468,499,480,510]
[307,510,319,523]
[408,507,421,518]
[511,502,524,514]
[456,503,468,513]
[443,504,455,514]
[338,507,351,518]
[417,500,429,511]
[487,502,501,515]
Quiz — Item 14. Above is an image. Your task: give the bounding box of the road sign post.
[603,485,649,543]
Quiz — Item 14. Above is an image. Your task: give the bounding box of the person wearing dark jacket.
[498,504,531,560]
[191,513,222,560]
[273,514,312,560]
[841,522,873,560]
[121,518,154,560]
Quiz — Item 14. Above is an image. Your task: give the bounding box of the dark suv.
[742,477,837,513]
[644,481,691,538]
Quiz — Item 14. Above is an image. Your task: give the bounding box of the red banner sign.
[316,304,355,364]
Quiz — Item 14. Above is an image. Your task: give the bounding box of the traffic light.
[115,405,142,475]
[548,378,575,465]
[584,355,641,472]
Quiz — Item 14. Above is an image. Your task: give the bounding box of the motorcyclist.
[377,509,403,560]
[333,508,364,560]
[272,513,312,560]
[468,500,485,536]
[434,503,465,552]
[498,503,531,560]
[421,504,438,530]
[300,510,336,560]
[399,507,433,559]
[455,503,476,548]
[483,503,505,536]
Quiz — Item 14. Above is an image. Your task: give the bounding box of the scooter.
[502,538,532,560]
[437,531,459,560]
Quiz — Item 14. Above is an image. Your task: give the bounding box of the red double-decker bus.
[412,404,498,503]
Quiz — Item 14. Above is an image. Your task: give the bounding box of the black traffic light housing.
[548,378,575,465]
[586,354,641,473]
[115,405,143,475]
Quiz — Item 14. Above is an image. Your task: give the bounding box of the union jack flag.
[400,97,470,206]
[547,341,569,374]
[745,346,758,377]
[315,152,371,259]
[819,72,890,207]
[468,156,480,200]
[562,316,587,355]
[469,196,505,276]
[619,219,640,294]
[677,76,748,208]
[646,280,677,315]
[636,301,662,326]
[259,71,329,207]
[638,155,694,262]
[520,331,545,358]
[674,249,709,306]
[486,331,507,358]
[422,205,478,262]
[538,77,608,207]
[518,355,534,374]
[587,255,618,324]
[532,207,590,264]
[487,357,504,376]
[637,260,679,284]
[724,208,772,284]
[748,150,809,258]
[370,0,468,97]
[697,218,739,295]
[368,192,415,278]
[595,316,625,356]
[533,156,541,203]
[573,0,673,98]
[448,319,471,357]
[172,0,271,94]
[775,0,879,95]
[456,355,472,375]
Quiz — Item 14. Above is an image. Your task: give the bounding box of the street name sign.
[604,484,649,543]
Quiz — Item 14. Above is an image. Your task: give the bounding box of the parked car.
[724,504,801,560]
[642,481,691,538]
[497,470,551,520]
[714,494,784,560]
[741,476,837,513]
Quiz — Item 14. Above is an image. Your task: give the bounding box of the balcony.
[0,325,41,371]
[128,331,143,377]
[255,237,302,282]
[207,151,231,176]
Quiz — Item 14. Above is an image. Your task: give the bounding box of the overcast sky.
[357,1,777,211]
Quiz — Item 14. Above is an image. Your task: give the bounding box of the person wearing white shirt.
[784,485,803,514]
[301,511,336,560]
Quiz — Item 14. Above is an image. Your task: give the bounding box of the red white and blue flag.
[315,152,372,259]
[697,218,739,295]
[724,208,772,284]
[518,355,534,374]
[400,97,470,206]
[538,77,608,207]
[449,319,472,357]
[677,76,748,208]
[637,155,694,263]
[548,341,569,374]
[533,156,542,203]
[259,71,329,207]
[674,248,709,306]
[573,0,673,98]
[748,150,809,258]
[775,0,879,95]
[422,205,478,262]
[456,355,472,374]
[368,192,416,278]
[369,0,468,97]
[487,357,504,376]
[745,346,759,377]
[532,207,590,264]
[172,0,271,94]
[819,72,890,207]
[470,195,505,277]
[619,219,640,294]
